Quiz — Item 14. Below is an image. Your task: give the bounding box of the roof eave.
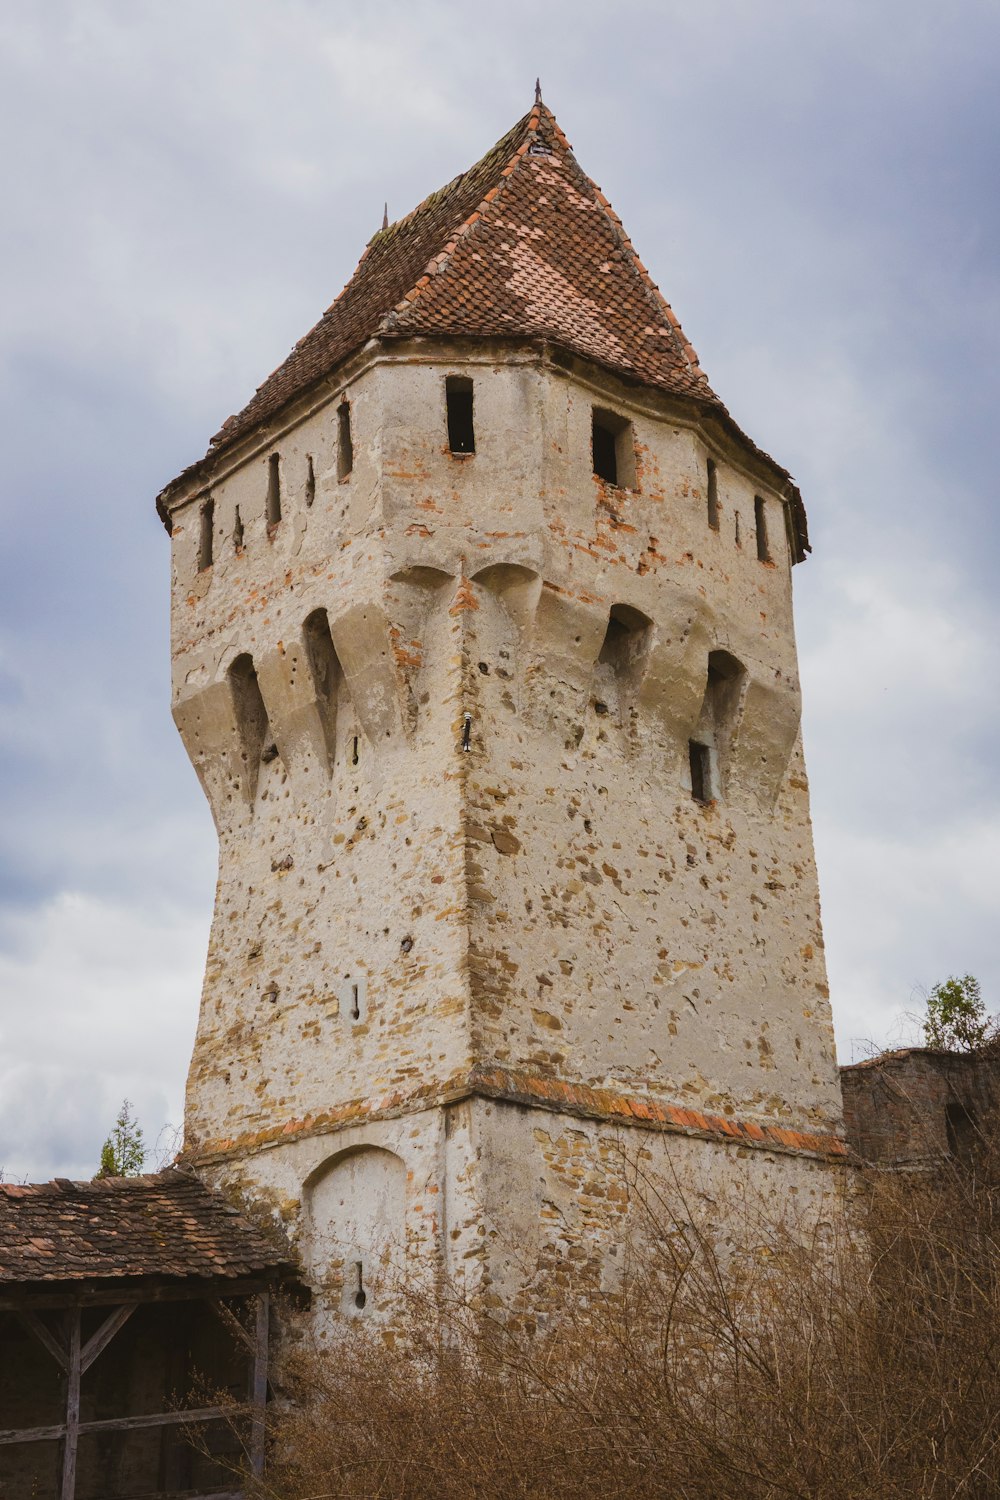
[156,328,811,561]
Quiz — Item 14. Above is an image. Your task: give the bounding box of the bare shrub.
[238,1128,1000,1500]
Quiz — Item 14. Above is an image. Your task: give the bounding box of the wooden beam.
[0,1273,292,1312]
[204,1296,254,1353]
[250,1292,269,1478]
[80,1405,233,1436]
[17,1309,68,1371]
[60,1306,81,1500]
[80,1303,135,1374]
[0,1421,65,1445]
[179,1493,245,1500]
[0,1404,245,1446]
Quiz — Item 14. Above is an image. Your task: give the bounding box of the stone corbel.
[637,594,712,745]
[172,674,257,831]
[526,583,609,739]
[728,669,802,811]
[329,597,405,748]
[254,635,336,789]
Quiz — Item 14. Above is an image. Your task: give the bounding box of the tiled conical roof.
[210,101,718,455]
[161,97,808,556]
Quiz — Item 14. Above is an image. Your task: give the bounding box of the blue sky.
[1,0,997,1180]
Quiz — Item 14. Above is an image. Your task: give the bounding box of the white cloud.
[0,891,208,1181]
[823,812,1000,1064]
[803,551,1000,1060]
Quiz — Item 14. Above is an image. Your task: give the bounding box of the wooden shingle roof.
[0,1170,295,1290]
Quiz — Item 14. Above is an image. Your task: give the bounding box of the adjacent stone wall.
[841,1047,1000,1166]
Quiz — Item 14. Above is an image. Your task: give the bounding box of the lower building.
[0,1172,299,1500]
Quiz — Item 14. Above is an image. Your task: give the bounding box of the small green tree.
[923,974,994,1052]
[95,1099,146,1178]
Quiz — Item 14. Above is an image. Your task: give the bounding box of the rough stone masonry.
[156,97,848,1334]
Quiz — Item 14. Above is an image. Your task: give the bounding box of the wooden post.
[60,1307,81,1500]
[250,1292,269,1478]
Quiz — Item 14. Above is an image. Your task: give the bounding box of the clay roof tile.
[0,1170,296,1289]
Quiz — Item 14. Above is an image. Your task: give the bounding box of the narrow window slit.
[266,453,281,528]
[337,402,353,479]
[305,455,315,507]
[228,653,273,800]
[690,651,746,805]
[707,459,719,529]
[354,1261,367,1309]
[735,510,742,548]
[198,497,215,570]
[351,735,359,766]
[233,506,244,553]
[350,984,360,1021]
[446,376,475,453]
[302,609,341,771]
[462,713,472,751]
[689,740,712,804]
[755,495,771,562]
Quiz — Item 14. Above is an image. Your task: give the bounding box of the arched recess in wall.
[471,563,541,639]
[689,649,747,802]
[303,1145,406,1317]
[302,608,343,771]
[386,565,455,733]
[228,652,277,804]
[468,564,541,713]
[593,603,653,722]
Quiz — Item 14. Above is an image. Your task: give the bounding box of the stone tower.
[157,99,845,1324]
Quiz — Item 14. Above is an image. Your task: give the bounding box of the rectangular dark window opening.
[337,402,353,480]
[266,454,281,527]
[593,419,618,485]
[755,495,771,562]
[689,740,712,804]
[446,376,475,454]
[592,407,636,488]
[198,497,215,571]
[707,459,719,529]
[305,455,316,507]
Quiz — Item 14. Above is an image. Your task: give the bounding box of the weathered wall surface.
[166,342,845,1320]
[198,1094,846,1338]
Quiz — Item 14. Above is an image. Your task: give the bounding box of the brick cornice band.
[184,1067,847,1167]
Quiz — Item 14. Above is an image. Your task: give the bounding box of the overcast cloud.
[1,0,997,1181]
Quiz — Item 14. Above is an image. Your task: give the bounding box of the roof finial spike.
[382,202,389,232]
[534,77,542,106]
